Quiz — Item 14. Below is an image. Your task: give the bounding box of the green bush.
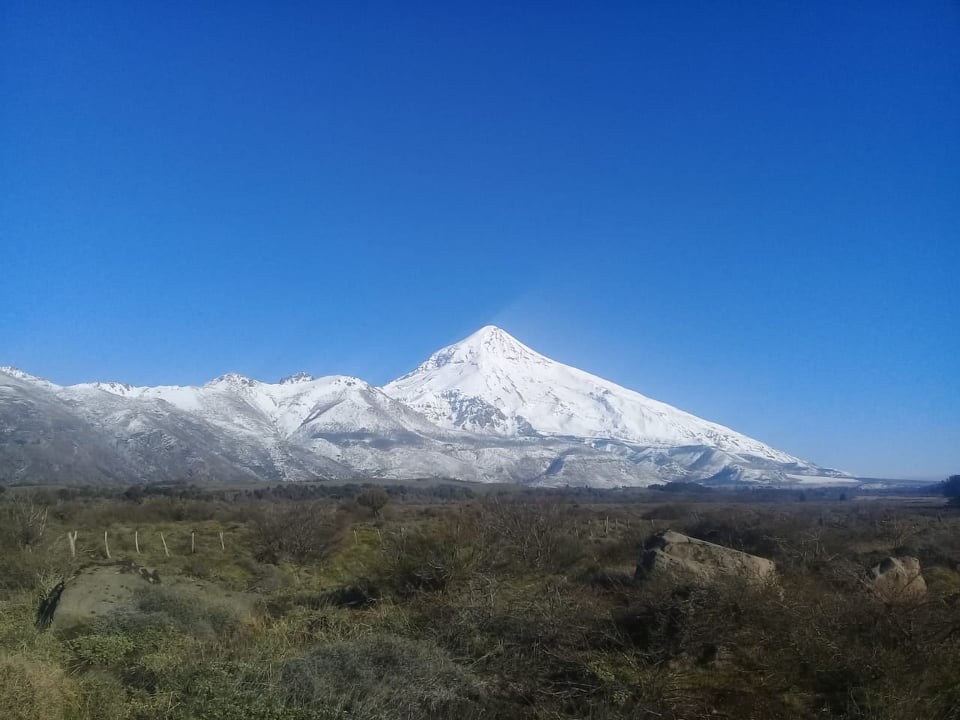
[67,634,135,669]
[171,659,295,720]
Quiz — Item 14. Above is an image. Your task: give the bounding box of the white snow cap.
[383,325,805,464]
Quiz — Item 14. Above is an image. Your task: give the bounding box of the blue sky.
[1,1,957,478]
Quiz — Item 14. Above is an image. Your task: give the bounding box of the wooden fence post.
[104,530,111,560]
[191,532,196,554]
[160,532,170,557]
[67,531,78,558]
[219,531,225,551]
[135,530,141,555]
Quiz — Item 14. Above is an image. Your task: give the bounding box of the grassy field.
[1,482,958,719]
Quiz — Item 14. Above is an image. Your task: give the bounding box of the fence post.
[191,532,196,554]
[67,531,78,558]
[160,532,170,557]
[104,530,111,560]
[135,530,141,555]
[219,531,225,551]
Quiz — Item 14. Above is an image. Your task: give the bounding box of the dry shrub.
[611,568,960,719]
[0,550,46,592]
[374,519,481,597]
[476,498,581,570]
[0,496,49,550]
[252,501,347,564]
[0,654,78,720]
[74,671,132,720]
[680,506,811,561]
[281,634,480,718]
[239,559,294,593]
[355,489,389,518]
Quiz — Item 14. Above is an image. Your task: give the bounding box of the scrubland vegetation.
[1,481,959,719]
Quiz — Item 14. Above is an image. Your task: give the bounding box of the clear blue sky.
[2,1,957,479]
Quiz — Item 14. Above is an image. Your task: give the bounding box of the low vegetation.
[0,480,958,719]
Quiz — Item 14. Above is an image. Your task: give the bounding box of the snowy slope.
[382,326,811,467]
[75,372,442,439]
[63,372,460,481]
[0,368,310,484]
[0,328,847,487]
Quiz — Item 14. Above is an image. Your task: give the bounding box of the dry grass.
[0,487,958,719]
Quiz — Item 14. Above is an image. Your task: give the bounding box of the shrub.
[174,660,294,720]
[373,520,483,597]
[0,550,45,592]
[0,654,78,720]
[67,634,136,669]
[74,671,135,720]
[133,586,241,636]
[476,498,578,570]
[0,497,49,550]
[180,555,215,581]
[356,489,389,519]
[251,501,346,564]
[242,560,294,593]
[281,634,480,718]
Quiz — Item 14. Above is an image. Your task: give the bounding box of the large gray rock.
[636,530,777,585]
[866,556,926,600]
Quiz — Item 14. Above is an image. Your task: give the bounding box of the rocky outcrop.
[636,530,777,585]
[866,556,926,600]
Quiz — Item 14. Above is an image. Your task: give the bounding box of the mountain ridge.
[0,327,849,487]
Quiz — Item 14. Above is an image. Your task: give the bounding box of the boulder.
[636,530,776,585]
[866,556,926,600]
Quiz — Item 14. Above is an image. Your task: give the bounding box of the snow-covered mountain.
[382,326,847,484]
[0,327,849,487]
[385,326,793,457]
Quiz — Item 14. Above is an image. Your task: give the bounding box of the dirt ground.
[54,564,258,625]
